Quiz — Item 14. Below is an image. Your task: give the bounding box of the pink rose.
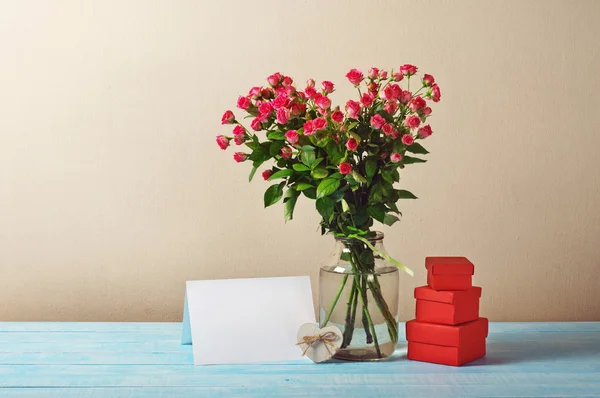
[261,88,275,99]
[382,123,394,136]
[422,106,432,117]
[322,80,335,94]
[258,102,273,116]
[304,120,316,135]
[331,110,344,123]
[368,67,379,79]
[304,86,317,99]
[272,94,290,109]
[370,114,386,129]
[221,110,235,124]
[368,82,379,93]
[285,85,296,96]
[384,101,398,114]
[345,100,361,119]
[232,125,245,138]
[290,102,306,117]
[338,162,352,175]
[280,146,292,158]
[405,115,421,129]
[237,96,251,110]
[267,72,282,86]
[276,108,290,124]
[400,64,418,76]
[345,68,364,85]
[306,78,315,87]
[216,135,230,150]
[316,95,331,110]
[248,86,262,99]
[392,71,404,81]
[234,137,244,145]
[408,96,426,112]
[262,170,272,180]
[431,84,441,102]
[314,117,327,130]
[390,152,403,163]
[346,137,358,151]
[391,129,401,140]
[256,112,268,122]
[402,134,415,146]
[379,70,388,79]
[233,152,247,162]
[251,118,262,131]
[418,125,433,138]
[361,92,375,107]
[423,74,435,86]
[285,130,299,144]
[382,85,397,101]
[399,90,412,104]
[282,76,293,86]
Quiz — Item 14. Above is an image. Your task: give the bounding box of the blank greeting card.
[182,276,315,365]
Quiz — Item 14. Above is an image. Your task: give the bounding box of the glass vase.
[319,232,399,361]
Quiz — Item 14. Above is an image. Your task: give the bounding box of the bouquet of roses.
[217,65,440,356]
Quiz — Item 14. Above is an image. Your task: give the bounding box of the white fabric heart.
[296,323,343,363]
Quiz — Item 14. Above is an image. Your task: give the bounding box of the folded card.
[182,276,315,365]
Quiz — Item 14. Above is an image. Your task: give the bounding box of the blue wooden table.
[1,322,599,397]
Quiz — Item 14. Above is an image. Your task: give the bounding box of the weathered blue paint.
[0,322,599,397]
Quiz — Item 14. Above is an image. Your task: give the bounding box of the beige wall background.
[1,0,599,322]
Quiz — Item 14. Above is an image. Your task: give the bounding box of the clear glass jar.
[319,232,399,361]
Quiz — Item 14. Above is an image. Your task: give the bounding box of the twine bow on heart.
[296,331,339,359]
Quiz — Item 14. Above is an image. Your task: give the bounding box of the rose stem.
[321,274,348,327]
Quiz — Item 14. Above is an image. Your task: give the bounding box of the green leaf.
[383,214,400,226]
[329,189,345,202]
[301,149,316,166]
[397,189,418,199]
[302,187,317,199]
[367,205,386,223]
[264,183,284,207]
[316,197,335,220]
[347,121,359,131]
[329,172,343,179]
[406,143,429,154]
[381,170,394,183]
[249,166,258,182]
[310,167,329,179]
[301,145,315,152]
[365,157,378,180]
[316,178,340,199]
[402,155,427,164]
[249,147,270,165]
[268,169,293,181]
[351,170,367,183]
[341,199,350,213]
[293,163,310,172]
[311,158,324,169]
[295,182,313,191]
[269,141,285,157]
[267,131,286,141]
[284,189,300,222]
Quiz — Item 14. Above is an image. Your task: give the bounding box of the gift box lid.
[426,257,474,275]
[414,285,482,304]
[406,318,489,347]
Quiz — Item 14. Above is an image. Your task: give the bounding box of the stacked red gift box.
[406,256,488,366]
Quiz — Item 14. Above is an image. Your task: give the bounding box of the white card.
[182,276,315,365]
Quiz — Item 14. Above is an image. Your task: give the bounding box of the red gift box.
[406,318,488,366]
[415,285,482,325]
[426,256,474,291]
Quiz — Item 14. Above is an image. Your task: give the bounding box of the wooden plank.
[0,322,599,397]
[0,384,599,398]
